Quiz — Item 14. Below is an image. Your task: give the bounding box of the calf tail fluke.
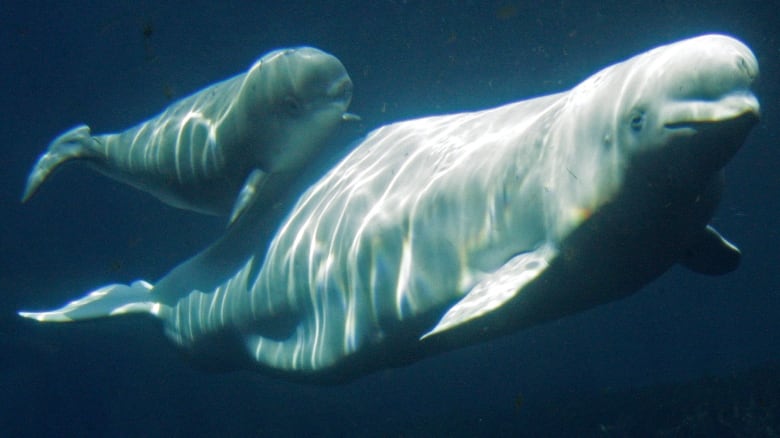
[22,125,97,202]
[18,280,162,322]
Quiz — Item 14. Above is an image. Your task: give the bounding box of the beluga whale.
[22,47,356,222]
[19,35,760,382]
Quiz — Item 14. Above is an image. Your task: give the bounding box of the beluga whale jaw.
[22,46,356,222]
[19,35,760,383]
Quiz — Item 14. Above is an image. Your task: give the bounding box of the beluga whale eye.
[630,109,646,132]
[283,96,303,116]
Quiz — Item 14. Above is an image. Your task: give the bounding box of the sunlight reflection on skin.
[159,35,758,375]
[23,47,354,217]
[20,35,760,382]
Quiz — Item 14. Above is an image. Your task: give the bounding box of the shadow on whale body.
[19,34,760,383]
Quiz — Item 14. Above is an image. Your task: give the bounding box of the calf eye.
[284,96,302,116]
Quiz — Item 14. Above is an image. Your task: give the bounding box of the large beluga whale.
[19,35,760,382]
[22,47,355,222]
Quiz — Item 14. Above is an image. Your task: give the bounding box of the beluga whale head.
[572,35,759,163]
[545,34,760,237]
[229,46,356,173]
[615,34,759,173]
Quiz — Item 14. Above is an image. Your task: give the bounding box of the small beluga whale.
[22,47,355,222]
[19,35,760,382]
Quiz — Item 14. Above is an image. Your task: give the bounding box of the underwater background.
[2,0,779,436]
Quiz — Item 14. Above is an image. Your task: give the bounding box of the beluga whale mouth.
[662,98,759,135]
[665,110,759,173]
[663,111,759,141]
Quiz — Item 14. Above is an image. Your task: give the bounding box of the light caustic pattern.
[159,35,759,374]
[20,35,760,379]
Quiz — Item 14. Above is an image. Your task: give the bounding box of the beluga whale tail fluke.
[22,125,98,202]
[18,281,157,322]
[21,47,355,220]
[19,34,760,383]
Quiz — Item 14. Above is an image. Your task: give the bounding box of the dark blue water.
[2,1,779,436]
